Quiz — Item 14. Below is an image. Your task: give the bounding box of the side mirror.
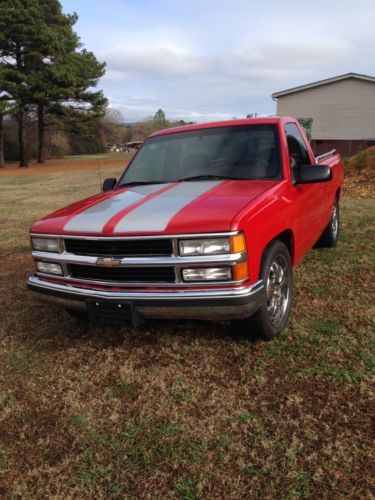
[102,178,117,192]
[297,165,332,184]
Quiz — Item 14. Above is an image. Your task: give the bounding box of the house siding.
[276,78,375,141]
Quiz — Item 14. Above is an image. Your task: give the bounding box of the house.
[272,73,375,156]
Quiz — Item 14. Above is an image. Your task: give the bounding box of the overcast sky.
[61,0,375,123]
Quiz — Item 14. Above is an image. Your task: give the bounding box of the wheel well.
[264,229,294,260]
[258,230,294,279]
[275,230,293,258]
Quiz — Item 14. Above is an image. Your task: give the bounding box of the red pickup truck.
[27,117,344,339]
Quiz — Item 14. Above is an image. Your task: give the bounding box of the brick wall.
[310,139,374,157]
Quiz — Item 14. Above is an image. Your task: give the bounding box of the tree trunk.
[37,104,45,164]
[15,44,28,167]
[0,114,4,168]
[18,107,28,167]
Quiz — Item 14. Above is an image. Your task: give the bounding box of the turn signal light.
[230,233,247,254]
[232,262,249,281]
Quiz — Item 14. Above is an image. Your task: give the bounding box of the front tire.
[239,240,293,340]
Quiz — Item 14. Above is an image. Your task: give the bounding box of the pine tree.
[0,0,52,166]
[31,48,107,163]
[0,109,4,167]
[153,109,167,128]
[0,0,107,166]
[0,97,16,167]
[29,4,107,163]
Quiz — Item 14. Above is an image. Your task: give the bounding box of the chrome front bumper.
[26,275,265,322]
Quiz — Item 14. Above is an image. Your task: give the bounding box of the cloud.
[61,0,375,122]
[101,36,358,121]
[103,44,218,81]
[103,36,355,86]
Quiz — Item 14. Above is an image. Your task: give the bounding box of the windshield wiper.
[119,180,170,187]
[177,174,247,182]
[120,175,251,187]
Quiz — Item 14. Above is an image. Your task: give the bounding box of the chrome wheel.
[240,240,293,340]
[315,199,340,248]
[266,255,291,327]
[331,203,338,239]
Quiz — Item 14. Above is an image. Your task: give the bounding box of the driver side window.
[285,122,310,182]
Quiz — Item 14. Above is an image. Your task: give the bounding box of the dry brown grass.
[0,152,131,177]
[0,160,374,498]
[344,147,375,198]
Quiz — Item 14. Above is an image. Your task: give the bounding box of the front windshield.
[118,124,281,186]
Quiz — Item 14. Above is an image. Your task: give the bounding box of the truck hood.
[31,180,279,236]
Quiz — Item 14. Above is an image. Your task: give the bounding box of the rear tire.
[315,200,339,248]
[239,240,293,340]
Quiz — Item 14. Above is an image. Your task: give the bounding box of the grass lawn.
[62,152,132,162]
[0,165,374,498]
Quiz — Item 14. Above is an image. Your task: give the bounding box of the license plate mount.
[87,300,144,326]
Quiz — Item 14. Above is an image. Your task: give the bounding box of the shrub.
[342,156,350,173]
[355,147,368,171]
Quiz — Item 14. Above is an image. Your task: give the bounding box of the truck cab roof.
[149,116,298,138]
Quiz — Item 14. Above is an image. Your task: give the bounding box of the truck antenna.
[96,149,102,190]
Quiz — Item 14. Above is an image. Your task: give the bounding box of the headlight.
[182,267,232,281]
[179,238,230,256]
[32,237,59,253]
[36,261,63,275]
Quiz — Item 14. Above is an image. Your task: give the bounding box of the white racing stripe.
[64,184,167,232]
[114,181,222,233]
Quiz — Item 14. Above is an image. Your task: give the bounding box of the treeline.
[1,107,194,161]
[0,0,106,167]
[0,1,193,167]
[99,108,194,149]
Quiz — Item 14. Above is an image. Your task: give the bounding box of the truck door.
[284,123,325,257]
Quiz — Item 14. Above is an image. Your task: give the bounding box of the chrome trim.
[59,238,66,253]
[315,149,336,162]
[175,266,183,284]
[171,238,179,257]
[27,275,264,301]
[28,294,262,320]
[58,238,65,254]
[28,278,265,320]
[30,231,240,240]
[60,262,70,276]
[35,273,248,288]
[32,250,247,267]
[30,232,246,287]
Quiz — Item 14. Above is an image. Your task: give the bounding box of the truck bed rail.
[315,149,337,162]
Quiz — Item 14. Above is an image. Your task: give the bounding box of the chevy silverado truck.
[27,117,344,339]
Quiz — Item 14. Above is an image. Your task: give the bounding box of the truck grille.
[69,264,175,283]
[64,238,173,257]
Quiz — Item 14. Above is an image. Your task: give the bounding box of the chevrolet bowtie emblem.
[96,257,122,267]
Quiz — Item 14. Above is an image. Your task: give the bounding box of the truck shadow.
[29,305,260,352]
